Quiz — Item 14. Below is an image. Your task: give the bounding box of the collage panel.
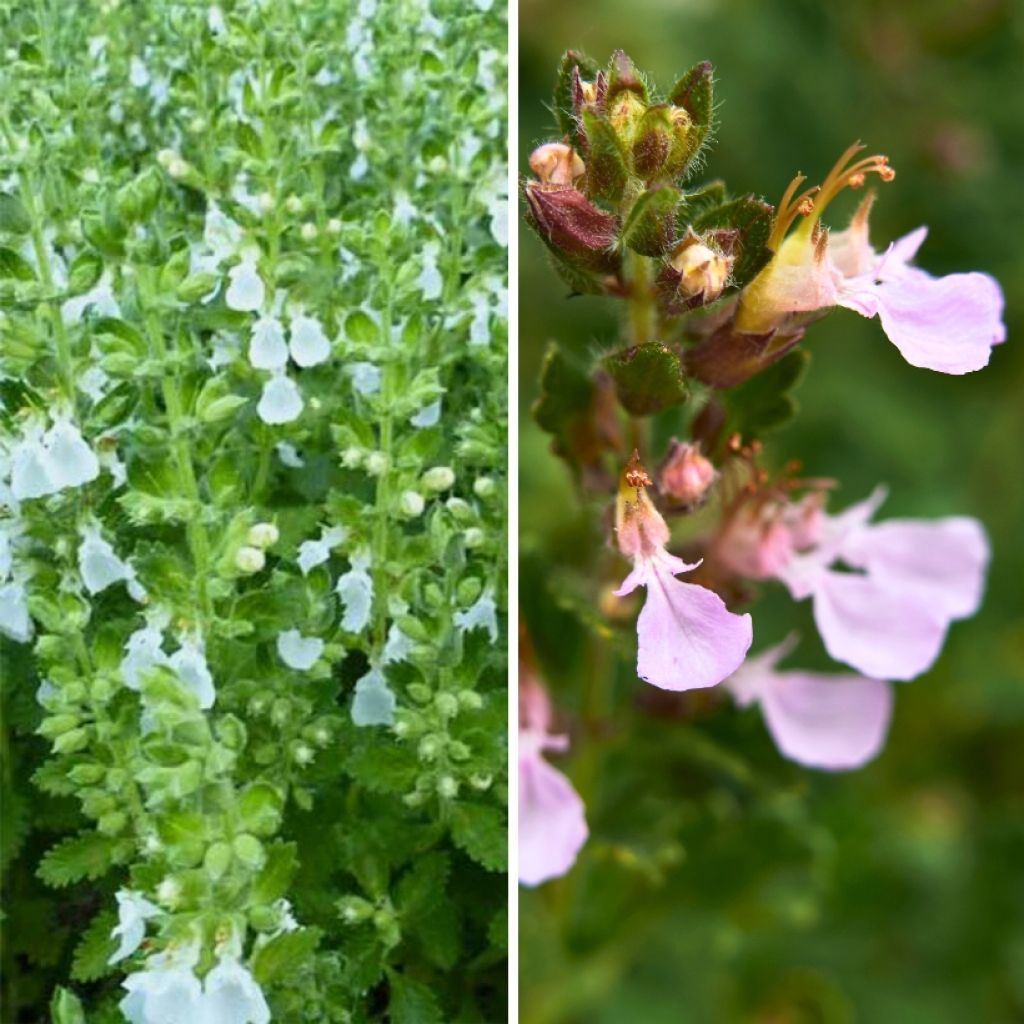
[518,2,1021,1022]
[0,0,508,1021]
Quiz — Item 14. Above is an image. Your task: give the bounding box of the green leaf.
[724,350,810,438]
[668,60,715,163]
[604,342,688,416]
[581,112,629,204]
[251,927,321,985]
[67,251,103,295]
[487,906,508,952]
[387,969,443,1024]
[344,738,419,794]
[345,310,378,343]
[50,986,86,1024]
[71,910,118,983]
[0,246,37,281]
[251,841,298,904]
[38,832,129,888]
[694,194,774,287]
[449,802,506,871]
[621,186,681,257]
[0,193,31,235]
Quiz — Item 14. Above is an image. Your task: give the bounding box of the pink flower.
[615,455,752,691]
[736,144,1005,374]
[519,670,587,887]
[719,486,988,681]
[657,440,716,506]
[725,634,893,771]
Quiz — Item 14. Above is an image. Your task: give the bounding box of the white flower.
[61,272,121,326]
[201,956,270,1024]
[288,314,331,367]
[276,629,324,671]
[129,56,151,88]
[9,435,52,500]
[208,5,227,35]
[45,419,100,490]
[203,202,244,266]
[168,638,215,708]
[120,620,171,690]
[78,365,111,402]
[488,197,508,248]
[120,954,204,1024]
[410,399,441,428]
[248,316,288,370]
[276,442,304,468]
[382,623,415,665]
[0,580,32,642]
[350,153,368,181]
[336,552,373,633]
[78,524,142,597]
[225,256,265,312]
[351,667,396,727]
[418,243,443,300]
[454,591,499,643]
[348,362,381,395]
[109,890,162,964]
[257,374,303,424]
[297,525,346,576]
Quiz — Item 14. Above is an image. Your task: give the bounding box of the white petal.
[225,260,265,312]
[0,581,33,642]
[276,442,304,468]
[276,629,324,671]
[351,668,396,727]
[201,957,270,1024]
[336,562,373,633]
[78,528,131,594]
[44,421,99,490]
[288,315,331,367]
[454,593,499,643]
[10,439,55,500]
[248,316,288,370]
[168,640,216,708]
[257,375,303,425]
[410,399,441,428]
[348,362,381,395]
[382,623,415,665]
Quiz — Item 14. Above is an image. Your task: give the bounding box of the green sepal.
[668,60,714,169]
[604,342,688,416]
[622,186,681,257]
[723,349,810,439]
[581,111,629,203]
[693,194,774,286]
[553,49,600,140]
[606,49,648,103]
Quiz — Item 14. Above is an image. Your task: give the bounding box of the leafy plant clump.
[1,1,508,1021]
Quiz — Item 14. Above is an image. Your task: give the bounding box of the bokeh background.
[519,0,1024,1020]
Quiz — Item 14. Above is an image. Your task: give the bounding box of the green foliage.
[1,0,508,1019]
[604,342,688,416]
[723,350,811,440]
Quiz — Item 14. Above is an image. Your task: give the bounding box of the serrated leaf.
[344,740,418,794]
[450,802,506,871]
[387,969,443,1024]
[396,851,450,918]
[622,186,681,257]
[251,927,321,985]
[71,910,118,983]
[38,832,130,888]
[0,193,31,235]
[693,195,774,287]
[724,349,810,438]
[581,112,629,204]
[604,342,688,416]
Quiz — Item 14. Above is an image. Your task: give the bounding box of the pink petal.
[839,266,1005,374]
[812,570,948,681]
[759,670,893,771]
[518,751,588,887]
[634,558,752,691]
[840,516,989,621]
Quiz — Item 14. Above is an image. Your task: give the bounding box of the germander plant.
[0,1,507,1021]
[519,47,1004,1002]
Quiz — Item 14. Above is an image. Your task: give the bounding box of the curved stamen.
[767,173,821,251]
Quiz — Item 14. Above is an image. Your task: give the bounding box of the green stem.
[139,271,214,626]
[372,344,394,654]
[625,248,657,346]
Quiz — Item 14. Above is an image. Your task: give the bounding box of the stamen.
[767,172,822,250]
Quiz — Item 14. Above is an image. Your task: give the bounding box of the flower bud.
[399,490,425,517]
[418,735,442,761]
[247,522,279,548]
[437,775,459,799]
[464,527,485,549]
[473,476,496,499]
[338,896,374,924]
[447,741,470,761]
[204,841,233,880]
[364,451,389,476]
[232,833,265,870]
[326,218,343,235]
[528,142,585,186]
[285,195,303,214]
[445,497,473,521]
[434,692,459,718]
[300,222,318,241]
[340,446,364,469]
[98,810,128,835]
[235,545,266,574]
[457,689,483,711]
[657,440,716,506]
[667,232,731,305]
[157,876,182,908]
[421,466,455,492]
[257,192,274,213]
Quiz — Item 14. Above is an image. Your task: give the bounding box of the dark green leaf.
[251,927,321,984]
[67,251,103,295]
[449,801,506,871]
[693,194,774,286]
[38,832,130,888]
[604,342,688,416]
[724,350,810,438]
[622,186,681,257]
[388,969,443,1024]
[0,193,31,235]
[0,246,37,281]
[71,910,118,983]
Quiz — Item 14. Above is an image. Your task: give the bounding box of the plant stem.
[372,296,394,654]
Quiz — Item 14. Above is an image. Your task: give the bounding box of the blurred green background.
[519,0,1024,1021]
